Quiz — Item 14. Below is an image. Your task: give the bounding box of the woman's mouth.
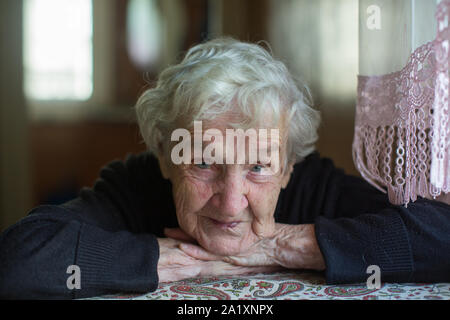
[209,218,240,229]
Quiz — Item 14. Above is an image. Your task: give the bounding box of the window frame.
[25,0,118,122]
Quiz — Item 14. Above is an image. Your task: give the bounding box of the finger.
[164,227,197,243]
[224,253,275,267]
[230,265,283,276]
[202,261,283,277]
[179,243,222,261]
[158,264,202,283]
[157,237,182,250]
[223,255,253,266]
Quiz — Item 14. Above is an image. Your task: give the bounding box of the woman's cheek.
[247,180,281,237]
[173,176,213,231]
[249,180,281,215]
[183,175,213,207]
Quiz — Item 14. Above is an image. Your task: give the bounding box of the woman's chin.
[197,232,255,256]
[190,218,258,256]
[203,242,244,256]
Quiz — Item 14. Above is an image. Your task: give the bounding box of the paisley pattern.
[253,282,304,298]
[324,285,380,297]
[169,285,231,300]
[85,271,450,300]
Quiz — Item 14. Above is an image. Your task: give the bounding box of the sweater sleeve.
[315,199,450,284]
[0,152,174,299]
[276,153,450,285]
[314,168,450,285]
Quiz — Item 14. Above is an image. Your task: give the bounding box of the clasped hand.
[157,224,325,283]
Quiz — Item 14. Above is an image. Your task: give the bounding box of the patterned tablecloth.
[89,271,450,300]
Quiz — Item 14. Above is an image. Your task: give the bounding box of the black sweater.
[0,152,449,299]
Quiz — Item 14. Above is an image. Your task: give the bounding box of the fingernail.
[223,257,233,264]
[179,243,193,252]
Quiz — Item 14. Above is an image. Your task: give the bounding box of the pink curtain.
[353,0,449,206]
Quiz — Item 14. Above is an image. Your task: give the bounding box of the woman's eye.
[250,165,263,173]
[195,162,211,169]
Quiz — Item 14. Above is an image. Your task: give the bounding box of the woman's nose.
[210,174,248,217]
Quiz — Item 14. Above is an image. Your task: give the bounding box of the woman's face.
[159,115,292,255]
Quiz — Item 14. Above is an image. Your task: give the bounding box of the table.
[88,271,450,300]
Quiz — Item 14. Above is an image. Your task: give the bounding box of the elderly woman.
[0,38,449,299]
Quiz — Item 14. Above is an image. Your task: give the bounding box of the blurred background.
[0,0,361,231]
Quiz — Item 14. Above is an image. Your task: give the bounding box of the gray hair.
[135,37,320,165]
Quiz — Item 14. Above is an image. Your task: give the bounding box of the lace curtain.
[354,0,450,205]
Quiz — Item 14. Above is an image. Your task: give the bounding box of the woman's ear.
[281,163,294,189]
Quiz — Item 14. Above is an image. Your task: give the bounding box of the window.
[23,0,93,101]
[22,0,184,121]
[126,0,163,70]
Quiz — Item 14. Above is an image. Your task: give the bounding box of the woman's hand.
[157,229,281,283]
[172,224,326,271]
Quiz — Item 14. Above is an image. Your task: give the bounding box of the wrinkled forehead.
[190,110,288,166]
